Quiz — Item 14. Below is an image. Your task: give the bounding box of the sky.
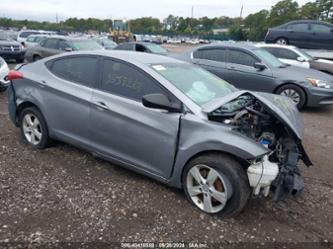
[0,0,314,22]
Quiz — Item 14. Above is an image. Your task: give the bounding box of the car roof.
[197,42,258,51]
[44,35,92,41]
[256,43,297,50]
[50,50,184,65]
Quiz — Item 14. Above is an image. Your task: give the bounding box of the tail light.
[8,70,24,81]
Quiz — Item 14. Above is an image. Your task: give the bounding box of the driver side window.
[228,49,258,67]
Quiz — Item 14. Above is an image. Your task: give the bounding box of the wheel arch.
[275,36,289,44]
[16,101,43,127]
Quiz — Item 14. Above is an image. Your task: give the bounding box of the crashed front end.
[203,91,312,201]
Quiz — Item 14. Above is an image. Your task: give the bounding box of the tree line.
[0,0,332,41]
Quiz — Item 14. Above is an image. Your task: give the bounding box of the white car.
[258,44,333,74]
[25,34,49,48]
[0,56,10,92]
[257,44,311,68]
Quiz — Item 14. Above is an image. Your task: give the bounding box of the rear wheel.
[275,37,288,45]
[33,55,42,62]
[19,107,52,149]
[183,153,251,218]
[276,84,306,109]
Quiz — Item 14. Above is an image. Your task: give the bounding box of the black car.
[0,31,26,63]
[265,20,333,49]
[115,42,168,55]
[173,43,333,109]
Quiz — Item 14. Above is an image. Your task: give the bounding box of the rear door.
[309,23,333,49]
[226,48,274,92]
[90,58,181,178]
[191,47,230,81]
[43,55,99,147]
[286,22,311,47]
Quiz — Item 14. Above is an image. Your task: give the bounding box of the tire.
[19,107,52,149]
[0,85,8,92]
[33,55,42,62]
[182,153,251,218]
[16,58,24,63]
[275,37,288,45]
[276,84,306,109]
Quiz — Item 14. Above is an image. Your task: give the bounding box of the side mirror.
[254,62,267,71]
[65,47,73,52]
[142,93,182,112]
[297,56,305,62]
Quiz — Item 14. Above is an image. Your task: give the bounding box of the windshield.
[297,49,313,61]
[19,31,40,38]
[253,48,285,68]
[151,63,237,106]
[0,31,12,41]
[71,40,103,51]
[146,44,168,55]
[101,39,117,49]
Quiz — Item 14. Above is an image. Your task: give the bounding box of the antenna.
[240,5,243,18]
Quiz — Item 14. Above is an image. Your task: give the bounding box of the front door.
[90,58,181,178]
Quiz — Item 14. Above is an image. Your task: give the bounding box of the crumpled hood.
[202,90,304,139]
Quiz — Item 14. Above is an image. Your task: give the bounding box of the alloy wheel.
[280,88,301,105]
[186,164,232,213]
[22,113,42,145]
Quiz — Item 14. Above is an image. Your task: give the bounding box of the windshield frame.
[253,48,286,68]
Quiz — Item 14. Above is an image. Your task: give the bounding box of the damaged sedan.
[7,51,312,217]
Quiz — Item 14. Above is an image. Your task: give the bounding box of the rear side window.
[193,49,226,62]
[19,31,39,38]
[228,49,258,67]
[49,56,98,87]
[288,23,309,32]
[100,59,166,101]
[116,43,134,50]
[310,24,332,33]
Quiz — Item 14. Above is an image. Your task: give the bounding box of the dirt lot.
[0,45,332,247]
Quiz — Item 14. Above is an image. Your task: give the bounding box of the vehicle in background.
[93,37,117,50]
[167,38,182,44]
[258,44,333,75]
[173,43,333,109]
[25,34,49,48]
[25,36,103,62]
[0,56,10,91]
[115,42,168,55]
[7,51,311,217]
[0,30,26,63]
[265,20,333,49]
[17,30,56,46]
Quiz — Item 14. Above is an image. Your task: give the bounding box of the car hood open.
[202,90,304,140]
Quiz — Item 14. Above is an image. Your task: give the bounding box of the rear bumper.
[0,51,26,60]
[306,87,333,107]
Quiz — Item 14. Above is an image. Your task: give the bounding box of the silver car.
[7,51,312,217]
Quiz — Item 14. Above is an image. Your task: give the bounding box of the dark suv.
[25,36,103,62]
[265,20,333,49]
[0,31,26,63]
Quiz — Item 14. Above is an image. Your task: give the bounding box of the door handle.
[39,80,48,88]
[94,101,109,111]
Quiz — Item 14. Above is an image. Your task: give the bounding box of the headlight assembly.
[307,78,331,89]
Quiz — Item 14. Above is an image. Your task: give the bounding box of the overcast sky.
[0,0,314,22]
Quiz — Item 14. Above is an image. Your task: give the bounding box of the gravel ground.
[0,47,333,247]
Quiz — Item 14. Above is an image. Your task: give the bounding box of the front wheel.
[276,84,306,109]
[19,107,52,149]
[183,153,251,218]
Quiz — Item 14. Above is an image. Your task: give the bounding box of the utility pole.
[56,13,58,24]
[240,5,243,19]
[191,6,194,19]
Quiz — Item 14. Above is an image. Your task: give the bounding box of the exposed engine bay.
[207,94,312,201]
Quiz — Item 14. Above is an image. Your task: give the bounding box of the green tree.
[244,10,269,41]
[268,0,300,27]
[300,2,321,19]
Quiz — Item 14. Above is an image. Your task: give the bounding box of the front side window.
[310,24,332,33]
[101,59,166,101]
[20,31,40,38]
[49,56,98,87]
[71,40,103,51]
[193,49,226,63]
[58,40,72,51]
[228,49,258,67]
[43,39,59,49]
[253,48,285,68]
[151,63,236,106]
